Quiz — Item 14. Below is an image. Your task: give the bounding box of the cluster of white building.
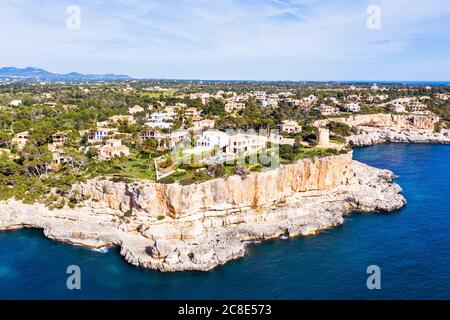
[182,89,436,117]
[187,90,318,114]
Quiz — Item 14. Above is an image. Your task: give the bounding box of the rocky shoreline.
[314,113,450,147]
[0,152,406,272]
[347,127,450,147]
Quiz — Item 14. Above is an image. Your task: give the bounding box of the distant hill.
[0,67,132,82]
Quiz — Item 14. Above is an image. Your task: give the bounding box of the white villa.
[343,102,361,113]
[387,103,406,113]
[227,133,267,156]
[96,120,110,128]
[51,149,72,167]
[10,100,22,107]
[268,134,295,146]
[265,94,279,108]
[386,98,412,113]
[435,93,449,101]
[108,115,135,124]
[225,101,246,114]
[145,111,176,129]
[185,107,201,119]
[366,94,389,103]
[281,120,302,133]
[98,139,130,161]
[51,132,67,148]
[89,127,118,141]
[317,104,339,115]
[196,130,229,152]
[140,129,190,151]
[408,102,429,114]
[12,131,29,150]
[302,95,318,105]
[145,122,173,130]
[128,105,144,114]
[189,93,211,105]
[194,130,267,157]
[281,98,301,108]
[193,119,215,130]
[253,91,266,100]
[346,94,361,101]
[325,97,339,105]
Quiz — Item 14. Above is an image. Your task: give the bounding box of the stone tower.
[317,127,330,147]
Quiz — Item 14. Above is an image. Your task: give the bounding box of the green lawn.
[124,158,156,180]
[91,155,156,181]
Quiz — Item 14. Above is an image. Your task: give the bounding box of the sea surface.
[0,144,449,300]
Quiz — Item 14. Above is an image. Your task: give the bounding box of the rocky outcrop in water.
[0,152,406,272]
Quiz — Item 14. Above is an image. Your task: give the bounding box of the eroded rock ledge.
[347,127,450,147]
[0,153,406,272]
[316,113,450,147]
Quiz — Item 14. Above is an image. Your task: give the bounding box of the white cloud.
[0,0,449,80]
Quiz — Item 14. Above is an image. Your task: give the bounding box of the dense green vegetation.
[278,144,350,164]
[429,102,450,123]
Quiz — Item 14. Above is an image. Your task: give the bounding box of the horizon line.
[2,66,450,84]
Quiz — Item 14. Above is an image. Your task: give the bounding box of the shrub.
[207,163,225,178]
[279,144,295,161]
[158,176,176,184]
[111,175,132,184]
[250,165,264,172]
[326,121,355,137]
[179,171,210,185]
[233,166,250,178]
[178,162,207,171]
[124,209,133,218]
[158,156,173,169]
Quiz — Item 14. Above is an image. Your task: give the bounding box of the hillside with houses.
[0,80,449,206]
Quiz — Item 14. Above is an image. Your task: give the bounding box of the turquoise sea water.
[0,144,449,300]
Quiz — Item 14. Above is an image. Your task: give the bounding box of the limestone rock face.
[314,113,440,130]
[72,153,354,218]
[0,155,406,272]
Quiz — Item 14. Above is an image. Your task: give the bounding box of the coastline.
[347,127,450,147]
[0,152,406,272]
[314,113,450,147]
[2,113,449,272]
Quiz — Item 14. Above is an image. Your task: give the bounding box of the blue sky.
[1,0,450,80]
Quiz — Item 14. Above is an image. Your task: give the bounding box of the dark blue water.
[1,144,449,300]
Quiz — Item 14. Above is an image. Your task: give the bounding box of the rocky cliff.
[314,113,440,130]
[0,151,406,272]
[72,153,354,219]
[347,127,450,147]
